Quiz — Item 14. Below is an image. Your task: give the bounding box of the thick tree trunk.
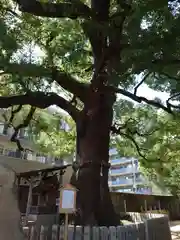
[71,90,119,226]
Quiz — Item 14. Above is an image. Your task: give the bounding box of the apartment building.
[108,148,152,194]
[0,108,68,165]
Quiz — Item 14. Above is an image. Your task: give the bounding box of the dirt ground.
[170,221,180,240]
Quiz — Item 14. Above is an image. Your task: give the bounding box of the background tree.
[1,0,180,225]
[113,99,180,196]
[32,110,76,159]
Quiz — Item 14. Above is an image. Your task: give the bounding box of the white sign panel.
[59,185,77,213]
[61,190,75,209]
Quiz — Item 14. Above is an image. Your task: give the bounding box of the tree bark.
[71,89,119,226]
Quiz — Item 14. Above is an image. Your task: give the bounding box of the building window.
[15,149,22,159]
[0,123,4,134]
[24,128,29,138]
[3,123,8,135]
[36,153,46,163]
[32,194,38,206]
[0,145,4,155]
[7,127,14,136]
[19,128,25,138]
[4,149,16,157]
[27,152,33,160]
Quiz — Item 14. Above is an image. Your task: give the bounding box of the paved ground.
[170,221,180,240]
[122,220,180,239]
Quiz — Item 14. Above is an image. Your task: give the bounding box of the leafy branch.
[31,117,57,146]
[1,105,34,151]
[113,128,148,161]
[106,85,175,114]
[0,3,20,18]
[111,117,159,161]
[0,91,80,121]
[134,72,150,95]
[11,106,36,151]
[166,93,180,110]
[0,62,88,103]
[8,105,23,126]
[14,0,93,19]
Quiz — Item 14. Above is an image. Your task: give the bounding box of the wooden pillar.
[144,199,147,212]
[25,178,33,225]
[124,199,127,212]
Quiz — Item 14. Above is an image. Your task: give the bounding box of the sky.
[130,84,169,102]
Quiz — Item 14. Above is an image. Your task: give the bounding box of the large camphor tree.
[1,0,180,226]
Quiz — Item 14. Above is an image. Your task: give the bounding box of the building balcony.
[109,148,118,156]
[0,123,32,140]
[135,189,152,195]
[109,179,134,187]
[109,167,138,176]
[0,146,64,166]
[110,157,134,166]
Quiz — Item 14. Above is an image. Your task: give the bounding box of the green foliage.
[31,110,76,158]
[113,99,180,196]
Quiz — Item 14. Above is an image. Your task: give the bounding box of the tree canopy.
[1,0,180,114]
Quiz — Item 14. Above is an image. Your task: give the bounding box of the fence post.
[59,226,64,240]
[84,226,91,240]
[52,225,58,240]
[92,226,99,240]
[109,226,117,240]
[39,225,45,240]
[145,220,149,240]
[29,226,35,240]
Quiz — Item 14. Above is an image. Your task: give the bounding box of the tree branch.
[14,0,93,19]
[111,119,158,137]
[134,72,150,95]
[0,4,20,18]
[11,106,36,151]
[0,91,79,121]
[0,63,88,102]
[52,68,88,102]
[166,93,180,110]
[130,128,159,137]
[106,86,174,114]
[111,126,147,161]
[31,117,57,146]
[121,132,147,161]
[8,105,23,127]
[110,118,134,133]
[152,59,180,65]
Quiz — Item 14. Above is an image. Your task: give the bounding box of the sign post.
[59,184,77,240]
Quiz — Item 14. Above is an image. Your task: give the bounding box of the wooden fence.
[23,215,172,240]
[111,192,180,220]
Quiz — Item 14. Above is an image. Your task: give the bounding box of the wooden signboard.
[59,184,77,214]
[59,184,77,240]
